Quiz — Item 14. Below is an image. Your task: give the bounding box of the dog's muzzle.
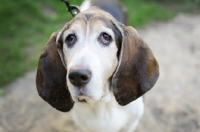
[68,68,92,87]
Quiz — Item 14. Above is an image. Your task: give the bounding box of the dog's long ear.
[112,26,159,106]
[36,32,74,112]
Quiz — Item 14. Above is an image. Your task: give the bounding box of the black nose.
[68,68,91,87]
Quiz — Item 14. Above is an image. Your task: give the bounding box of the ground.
[0,13,200,132]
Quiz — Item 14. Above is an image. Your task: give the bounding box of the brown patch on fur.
[112,26,159,106]
[148,58,158,76]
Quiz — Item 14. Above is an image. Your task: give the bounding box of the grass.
[0,0,74,88]
[125,0,175,27]
[0,0,199,93]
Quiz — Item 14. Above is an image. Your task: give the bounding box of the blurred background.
[0,0,199,132]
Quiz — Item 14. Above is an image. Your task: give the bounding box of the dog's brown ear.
[112,26,159,106]
[36,32,74,112]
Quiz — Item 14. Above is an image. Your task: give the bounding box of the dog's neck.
[72,93,118,118]
[70,82,119,118]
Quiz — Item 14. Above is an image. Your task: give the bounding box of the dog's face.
[36,7,159,112]
[58,13,119,103]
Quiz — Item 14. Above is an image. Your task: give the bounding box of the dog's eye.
[99,32,112,45]
[65,34,77,47]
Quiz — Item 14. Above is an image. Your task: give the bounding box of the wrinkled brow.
[73,13,113,29]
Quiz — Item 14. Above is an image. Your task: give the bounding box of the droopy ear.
[112,26,159,106]
[36,32,74,112]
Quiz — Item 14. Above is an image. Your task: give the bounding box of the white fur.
[71,96,144,132]
[63,20,118,103]
[80,0,91,12]
[57,8,144,132]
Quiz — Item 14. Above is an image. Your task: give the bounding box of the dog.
[36,1,159,132]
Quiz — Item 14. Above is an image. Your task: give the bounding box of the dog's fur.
[36,2,159,132]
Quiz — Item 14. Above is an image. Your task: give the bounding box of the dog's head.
[36,7,159,112]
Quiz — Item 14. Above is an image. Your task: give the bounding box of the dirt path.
[0,13,200,132]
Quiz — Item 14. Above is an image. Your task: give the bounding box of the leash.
[61,0,80,17]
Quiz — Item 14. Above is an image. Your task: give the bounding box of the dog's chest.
[70,97,144,132]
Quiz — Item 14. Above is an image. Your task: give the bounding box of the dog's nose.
[68,68,91,87]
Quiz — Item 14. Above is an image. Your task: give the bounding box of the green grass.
[0,0,74,87]
[0,0,199,91]
[125,0,175,27]
[0,87,5,96]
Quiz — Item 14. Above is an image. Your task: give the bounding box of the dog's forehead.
[60,7,123,48]
[67,8,116,30]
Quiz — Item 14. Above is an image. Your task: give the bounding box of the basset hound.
[36,1,159,132]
